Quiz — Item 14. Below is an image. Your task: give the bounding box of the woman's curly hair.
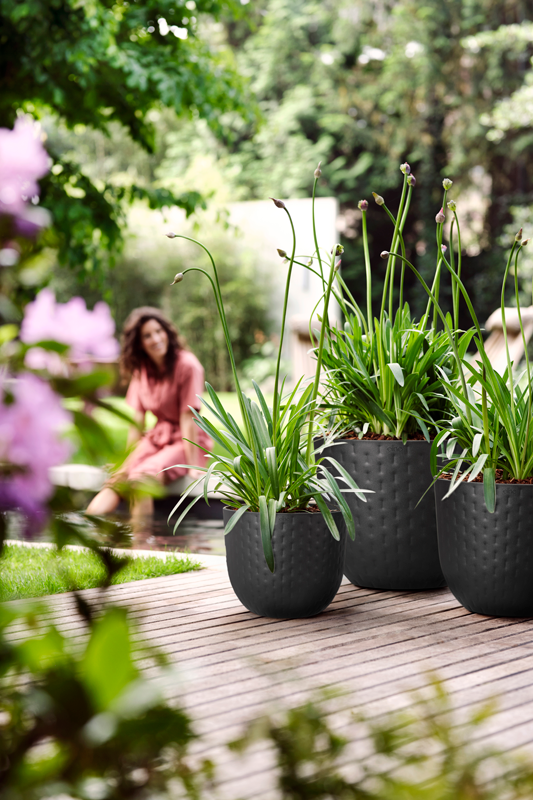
[120,307,183,383]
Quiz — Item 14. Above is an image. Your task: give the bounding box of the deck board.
[7,563,533,797]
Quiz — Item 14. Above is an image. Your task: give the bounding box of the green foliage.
[232,678,533,799]
[0,602,210,799]
[318,170,455,439]
[322,305,453,439]
[0,545,200,601]
[0,0,254,285]
[206,0,533,324]
[167,188,370,570]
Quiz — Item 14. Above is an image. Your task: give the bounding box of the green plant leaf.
[313,494,340,541]
[388,362,405,386]
[82,607,137,711]
[223,504,250,534]
[259,495,275,572]
[483,467,496,513]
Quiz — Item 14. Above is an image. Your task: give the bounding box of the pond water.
[7,499,226,556]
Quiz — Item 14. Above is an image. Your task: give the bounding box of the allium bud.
[442,178,453,190]
[441,244,447,254]
[307,258,313,266]
[170,273,184,285]
[334,259,341,272]
[522,239,530,247]
[400,162,411,175]
[314,162,322,178]
[435,208,445,224]
[515,228,523,242]
[270,198,286,209]
[373,192,385,206]
[447,200,457,211]
[380,251,389,259]
[167,231,177,238]
[407,174,416,187]
[335,244,344,255]
[277,248,287,258]
[358,199,368,211]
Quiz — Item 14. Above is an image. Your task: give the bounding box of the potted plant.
[382,195,533,616]
[310,166,463,591]
[166,166,370,619]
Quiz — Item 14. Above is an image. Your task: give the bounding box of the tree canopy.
[0,0,253,282]
[211,0,533,321]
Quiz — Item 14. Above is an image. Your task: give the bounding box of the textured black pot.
[323,439,445,590]
[223,508,346,618]
[435,479,533,617]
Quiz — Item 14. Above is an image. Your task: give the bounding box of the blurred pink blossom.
[0,373,72,534]
[0,118,49,215]
[20,289,120,371]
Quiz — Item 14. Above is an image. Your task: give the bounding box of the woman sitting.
[87,306,212,519]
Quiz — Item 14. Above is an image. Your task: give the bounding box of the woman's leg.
[86,487,121,515]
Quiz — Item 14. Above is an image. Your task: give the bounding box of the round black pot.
[323,439,445,590]
[435,479,533,617]
[223,508,346,618]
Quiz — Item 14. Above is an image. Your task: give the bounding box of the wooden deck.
[7,560,533,797]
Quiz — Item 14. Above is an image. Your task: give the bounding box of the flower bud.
[442,178,453,190]
[314,162,322,178]
[307,258,313,267]
[522,239,530,247]
[358,199,368,211]
[515,228,523,242]
[447,200,457,211]
[270,198,286,209]
[373,192,384,206]
[400,162,411,175]
[435,208,445,224]
[334,259,341,272]
[170,273,184,285]
[380,251,389,259]
[407,174,416,187]
[441,244,447,254]
[335,244,344,255]
[277,248,287,258]
[167,231,177,238]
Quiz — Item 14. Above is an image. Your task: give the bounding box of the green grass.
[0,544,202,601]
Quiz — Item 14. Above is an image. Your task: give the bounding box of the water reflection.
[6,501,226,557]
[129,516,225,555]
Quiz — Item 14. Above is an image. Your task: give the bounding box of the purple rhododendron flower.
[0,118,49,216]
[0,373,72,534]
[21,289,120,370]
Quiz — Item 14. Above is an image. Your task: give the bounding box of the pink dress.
[122,349,213,483]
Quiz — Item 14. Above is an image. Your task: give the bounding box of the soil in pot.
[323,437,445,591]
[223,507,346,619]
[435,478,533,617]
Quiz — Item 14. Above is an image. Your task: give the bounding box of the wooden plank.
[6,565,533,799]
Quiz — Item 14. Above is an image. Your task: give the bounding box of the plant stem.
[272,207,297,439]
[306,252,337,464]
[385,251,472,426]
[311,176,325,289]
[501,241,519,421]
[388,175,408,317]
[361,208,372,337]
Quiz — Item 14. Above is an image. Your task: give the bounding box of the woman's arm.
[127,410,145,449]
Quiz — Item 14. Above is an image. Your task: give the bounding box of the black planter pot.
[435,479,533,617]
[323,439,445,590]
[223,508,346,618]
